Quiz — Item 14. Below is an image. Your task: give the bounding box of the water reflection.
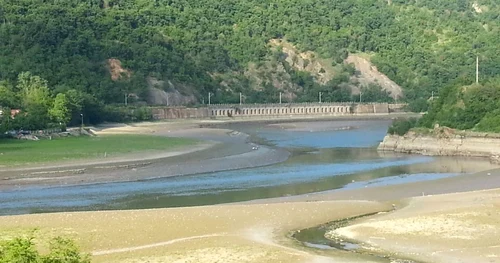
[0,120,494,215]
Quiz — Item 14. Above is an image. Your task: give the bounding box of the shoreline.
[1,167,499,263]
[378,129,500,162]
[0,123,291,191]
[1,117,499,263]
[330,188,500,263]
[0,114,412,191]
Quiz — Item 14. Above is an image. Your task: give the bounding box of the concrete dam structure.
[151,103,406,120]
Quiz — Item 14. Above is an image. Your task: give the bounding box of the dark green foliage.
[360,84,394,103]
[1,0,498,100]
[388,118,418,136]
[0,236,89,263]
[475,109,500,132]
[0,0,499,131]
[102,106,153,123]
[417,79,500,132]
[407,98,429,113]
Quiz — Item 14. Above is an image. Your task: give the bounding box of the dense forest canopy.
[0,0,499,128]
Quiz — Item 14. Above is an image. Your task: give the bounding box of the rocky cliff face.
[378,132,500,163]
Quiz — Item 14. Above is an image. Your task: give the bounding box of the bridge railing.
[206,102,388,108]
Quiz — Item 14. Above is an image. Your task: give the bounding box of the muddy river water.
[0,120,494,215]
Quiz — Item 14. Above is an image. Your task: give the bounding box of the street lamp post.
[319,92,323,103]
[80,114,84,131]
[208,92,212,105]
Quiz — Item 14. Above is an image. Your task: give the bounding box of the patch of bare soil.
[107,58,131,81]
[346,54,403,100]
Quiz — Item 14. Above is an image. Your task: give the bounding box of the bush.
[407,98,429,113]
[387,118,418,136]
[0,236,90,263]
[101,106,153,123]
[475,109,500,133]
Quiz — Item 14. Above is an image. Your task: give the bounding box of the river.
[0,120,494,215]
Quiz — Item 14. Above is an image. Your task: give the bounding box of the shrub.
[387,118,418,136]
[0,236,90,263]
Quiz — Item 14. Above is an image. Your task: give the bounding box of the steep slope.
[0,0,498,110]
[346,54,403,100]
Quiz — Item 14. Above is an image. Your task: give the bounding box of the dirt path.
[92,233,227,256]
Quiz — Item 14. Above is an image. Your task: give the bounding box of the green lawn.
[0,135,197,166]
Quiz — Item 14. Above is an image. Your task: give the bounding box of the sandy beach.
[331,189,500,263]
[1,169,499,263]
[0,201,391,263]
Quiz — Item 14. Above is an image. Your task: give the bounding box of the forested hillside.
[0,0,499,127]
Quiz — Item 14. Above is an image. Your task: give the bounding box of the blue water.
[0,120,472,215]
[256,123,389,148]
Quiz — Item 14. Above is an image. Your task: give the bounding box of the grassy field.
[0,135,197,166]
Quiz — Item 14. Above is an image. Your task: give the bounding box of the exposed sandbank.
[331,189,500,263]
[0,201,390,263]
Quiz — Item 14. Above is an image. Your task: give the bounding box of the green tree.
[0,81,18,108]
[17,72,52,110]
[49,93,71,126]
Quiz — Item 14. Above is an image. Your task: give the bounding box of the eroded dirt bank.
[378,128,500,162]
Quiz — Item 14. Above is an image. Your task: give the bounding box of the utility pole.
[208,92,212,105]
[359,91,362,103]
[279,92,282,104]
[166,93,169,106]
[124,93,128,106]
[239,92,242,105]
[319,92,323,103]
[431,91,434,100]
[476,56,479,84]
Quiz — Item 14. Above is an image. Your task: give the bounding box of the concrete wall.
[151,103,403,120]
[209,103,353,118]
[151,107,209,120]
[388,103,407,113]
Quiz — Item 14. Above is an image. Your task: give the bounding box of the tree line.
[0,72,152,133]
[0,0,499,130]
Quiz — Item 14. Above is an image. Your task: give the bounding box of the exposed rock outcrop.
[146,77,197,106]
[378,129,500,161]
[345,54,403,100]
[269,39,335,85]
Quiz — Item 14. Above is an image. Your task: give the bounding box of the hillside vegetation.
[0,0,499,127]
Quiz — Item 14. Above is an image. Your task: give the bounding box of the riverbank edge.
[0,122,292,191]
[378,132,500,163]
[327,188,500,263]
[1,113,413,172]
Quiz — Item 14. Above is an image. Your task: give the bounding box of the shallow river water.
[0,120,493,215]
